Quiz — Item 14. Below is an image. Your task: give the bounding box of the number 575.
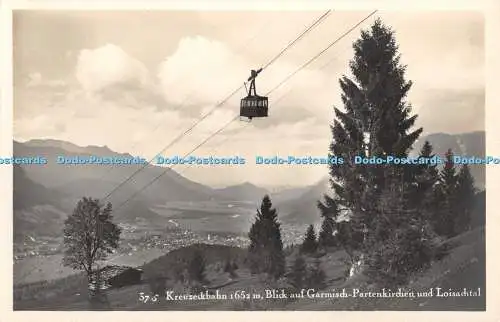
[138,292,159,303]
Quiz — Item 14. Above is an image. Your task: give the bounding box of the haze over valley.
[13,130,485,285]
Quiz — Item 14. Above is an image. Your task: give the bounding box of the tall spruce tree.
[440,149,457,190]
[248,195,285,279]
[433,149,458,237]
[454,164,476,235]
[407,141,440,217]
[415,141,439,200]
[369,167,407,244]
[365,166,439,286]
[301,224,318,254]
[318,18,423,262]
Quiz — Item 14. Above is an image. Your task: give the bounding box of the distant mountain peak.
[219,181,263,189]
[16,138,135,158]
[215,181,270,202]
[20,138,104,152]
[88,144,109,149]
[85,144,120,155]
[240,181,258,188]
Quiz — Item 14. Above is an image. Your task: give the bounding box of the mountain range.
[13,130,486,240]
[14,140,217,205]
[273,131,487,225]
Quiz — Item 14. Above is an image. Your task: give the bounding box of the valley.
[14,199,309,285]
[14,227,486,311]
[12,134,487,310]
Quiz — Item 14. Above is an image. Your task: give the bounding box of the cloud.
[13,11,486,187]
[157,36,249,107]
[176,117,332,187]
[405,47,484,93]
[75,43,151,94]
[26,72,66,88]
[14,91,194,158]
[156,35,339,126]
[74,43,169,110]
[416,88,484,135]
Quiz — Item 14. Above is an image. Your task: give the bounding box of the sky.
[12,10,484,188]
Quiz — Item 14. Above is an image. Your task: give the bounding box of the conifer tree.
[454,164,476,234]
[365,167,439,286]
[224,260,238,278]
[318,18,423,262]
[301,224,318,254]
[410,141,440,212]
[224,260,233,273]
[248,195,285,279]
[188,250,206,283]
[306,259,327,290]
[318,216,337,249]
[441,149,457,190]
[369,167,407,244]
[433,149,458,237]
[287,256,308,290]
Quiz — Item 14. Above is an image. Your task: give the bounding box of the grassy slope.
[14,248,167,285]
[291,227,485,310]
[14,227,485,311]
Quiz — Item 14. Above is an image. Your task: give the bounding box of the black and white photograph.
[11,8,487,311]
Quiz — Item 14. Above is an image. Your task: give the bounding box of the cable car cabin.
[240,96,268,119]
[240,68,268,121]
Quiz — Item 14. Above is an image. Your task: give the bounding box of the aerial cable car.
[240,68,269,122]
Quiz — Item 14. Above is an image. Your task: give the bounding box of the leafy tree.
[248,195,285,279]
[188,250,206,283]
[62,197,121,288]
[317,18,423,264]
[454,164,476,234]
[287,256,308,290]
[301,224,318,254]
[88,265,110,309]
